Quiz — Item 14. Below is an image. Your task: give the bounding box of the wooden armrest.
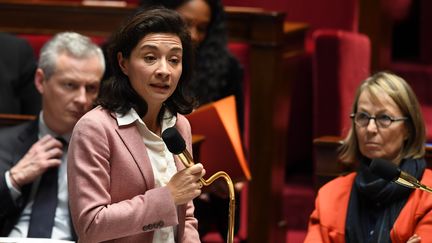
[313,136,352,190]
[313,136,344,146]
[0,113,36,127]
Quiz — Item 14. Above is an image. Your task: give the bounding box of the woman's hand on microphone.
[167,163,206,205]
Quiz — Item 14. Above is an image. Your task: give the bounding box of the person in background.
[305,72,432,243]
[139,0,245,239]
[0,32,105,240]
[67,8,204,242]
[0,32,40,115]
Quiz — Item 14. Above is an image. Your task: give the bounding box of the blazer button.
[158,221,164,228]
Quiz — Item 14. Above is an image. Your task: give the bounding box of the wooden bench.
[0,113,36,128]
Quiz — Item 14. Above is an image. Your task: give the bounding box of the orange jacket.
[305,169,432,243]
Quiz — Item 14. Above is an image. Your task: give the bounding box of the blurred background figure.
[0,32,40,115]
[305,72,432,243]
[0,32,104,240]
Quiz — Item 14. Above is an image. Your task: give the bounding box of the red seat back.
[17,34,106,58]
[312,29,371,138]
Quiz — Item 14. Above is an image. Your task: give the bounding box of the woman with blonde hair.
[305,72,432,243]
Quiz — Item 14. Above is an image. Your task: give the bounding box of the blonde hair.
[339,71,425,163]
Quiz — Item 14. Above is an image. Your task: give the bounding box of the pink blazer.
[67,106,200,243]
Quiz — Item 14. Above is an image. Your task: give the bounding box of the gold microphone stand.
[397,171,432,193]
[177,150,235,243]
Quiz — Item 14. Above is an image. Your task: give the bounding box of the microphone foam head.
[162,127,186,155]
[369,158,400,181]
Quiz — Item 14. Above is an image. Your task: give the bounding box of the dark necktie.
[27,137,67,238]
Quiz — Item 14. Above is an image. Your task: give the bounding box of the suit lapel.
[115,124,155,190]
[114,115,188,192]
[14,120,38,165]
[10,120,39,210]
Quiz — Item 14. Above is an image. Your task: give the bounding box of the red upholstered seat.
[379,0,432,140]
[391,62,432,140]
[282,181,314,230]
[222,0,361,168]
[312,29,371,138]
[17,34,52,58]
[286,229,307,243]
[17,34,106,58]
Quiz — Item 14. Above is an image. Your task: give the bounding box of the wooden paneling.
[0,2,308,242]
[0,0,134,37]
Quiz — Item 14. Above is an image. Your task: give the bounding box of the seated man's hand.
[9,135,64,188]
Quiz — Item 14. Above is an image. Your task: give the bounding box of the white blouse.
[116,108,177,243]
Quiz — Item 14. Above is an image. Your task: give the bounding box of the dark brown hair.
[96,7,195,117]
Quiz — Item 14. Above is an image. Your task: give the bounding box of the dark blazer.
[0,120,76,240]
[0,120,38,236]
[0,33,40,115]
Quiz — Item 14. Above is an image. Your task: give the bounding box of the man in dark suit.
[0,32,40,115]
[0,32,105,240]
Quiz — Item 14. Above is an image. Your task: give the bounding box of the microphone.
[369,158,432,193]
[162,127,236,242]
[162,127,195,167]
[161,127,205,183]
